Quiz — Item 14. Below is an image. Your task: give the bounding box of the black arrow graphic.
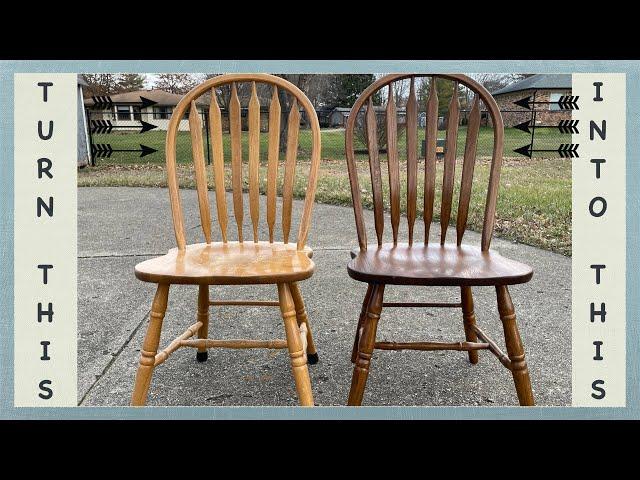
[514,119,579,135]
[139,121,157,133]
[91,143,111,158]
[139,96,157,109]
[514,95,579,110]
[90,120,158,134]
[91,95,113,110]
[514,143,579,159]
[91,143,158,158]
[89,95,156,111]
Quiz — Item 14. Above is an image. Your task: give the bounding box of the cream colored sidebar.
[14,74,77,406]
[572,74,626,406]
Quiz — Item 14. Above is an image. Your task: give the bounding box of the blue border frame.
[0,60,637,419]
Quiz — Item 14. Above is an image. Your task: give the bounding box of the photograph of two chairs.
[77,71,571,407]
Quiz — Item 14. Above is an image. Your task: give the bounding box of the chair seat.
[348,243,533,286]
[135,241,315,285]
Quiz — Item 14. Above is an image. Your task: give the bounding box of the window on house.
[132,106,141,121]
[183,108,191,120]
[117,105,131,121]
[153,106,172,120]
[549,92,564,111]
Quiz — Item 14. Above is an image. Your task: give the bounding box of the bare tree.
[395,78,411,106]
[82,73,121,96]
[275,74,316,143]
[470,73,534,94]
[303,74,333,107]
[154,73,199,94]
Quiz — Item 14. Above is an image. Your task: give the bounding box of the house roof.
[84,89,208,107]
[492,74,572,96]
[331,105,407,114]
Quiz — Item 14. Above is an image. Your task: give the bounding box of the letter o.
[589,196,607,217]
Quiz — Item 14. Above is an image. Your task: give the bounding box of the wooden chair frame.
[131,74,321,406]
[344,74,535,406]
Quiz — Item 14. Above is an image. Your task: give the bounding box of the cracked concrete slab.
[78,187,571,407]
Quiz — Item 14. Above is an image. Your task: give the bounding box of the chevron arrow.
[91,95,113,110]
[89,95,156,111]
[514,143,579,158]
[514,95,579,110]
[514,119,579,135]
[139,96,157,109]
[90,143,113,158]
[91,143,158,158]
[90,120,158,134]
[90,120,112,134]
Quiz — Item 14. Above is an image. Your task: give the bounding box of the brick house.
[491,74,572,127]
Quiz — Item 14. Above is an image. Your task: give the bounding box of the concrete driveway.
[78,187,571,406]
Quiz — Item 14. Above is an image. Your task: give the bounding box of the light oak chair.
[131,74,321,406]
[344,74,535,406]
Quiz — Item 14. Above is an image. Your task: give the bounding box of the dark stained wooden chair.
[345,74,535,406]
[131,74,321,406]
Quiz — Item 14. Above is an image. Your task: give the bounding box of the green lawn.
[78,156,571,255]
[90,126,570,165]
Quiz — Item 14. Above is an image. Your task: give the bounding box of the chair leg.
[460,286,479,364]
[131,283,169,406]
[278,283,314,406]
[348,283,385,406]
[496,285,535,406]
[289,282,318,365]
[351,284,373,364]
[196,285,210,362]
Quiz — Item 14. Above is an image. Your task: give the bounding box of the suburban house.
[84,89,293,132]
[328,105,407,128]
[491,74,572,127]
[84,89,209,131]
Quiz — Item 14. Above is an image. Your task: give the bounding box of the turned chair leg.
[496,285,535,406]
[461,286,479,364]
[289,282,319,365]
[278,283,314,406]
[196,285,210,362]
[348,283,385,406]
[351,284,373,364]
[131,283,169,406]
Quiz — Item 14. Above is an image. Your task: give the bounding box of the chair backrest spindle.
[366,97,384,246]
[386,85,400,245]
[440,81,460,245]
[457,95,481,245]
[345,74,504,253]
[229,82,244,242]
[209,89,228,242]
[266,86,281,243]
[405,78,418,246]
[248,82,261,242]
[282,98,300,244]
[189,100,212,244]
[424,77,438,243]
